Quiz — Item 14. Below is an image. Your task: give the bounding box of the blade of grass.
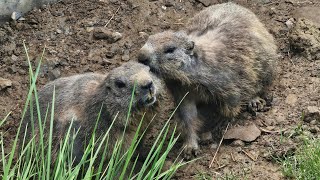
[46,85,56,179]
[53,117,76,180]
[2,42,44,180]
[0,112,11,127]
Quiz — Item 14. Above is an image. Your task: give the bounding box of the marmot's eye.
[115,79,126,88]
[187,41,194,50]
[164,46,176,54]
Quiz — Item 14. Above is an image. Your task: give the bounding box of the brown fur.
[138,3,277,159]
[20,61,164,166]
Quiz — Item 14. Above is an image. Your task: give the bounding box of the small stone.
[0,78,12,90]
[161,6,167,10]
[105,46,118,58]
[310,120,317,125]
[285,94,298,105]
[309,127,319,134]
[259,0,271,4]
[86,27,94,32]
[7,65,17,74]
[121,54,130,61]
[164,0,175,7]
[46,58,60,68]
[48,69,61,81]
[93,27,122,43]
[105,51,115,58]
[56,29,62,34]
[64,26,70,35]
[112,32,122,41]
[195,0,217,7]
[59,59,69,66]
[307,106,320,115]
[11,12,23,21]
[21,62,29,69]
[18,69,26,75]
[304,106,320,122]
[285,18,295,29]
[11,54,18,62]
[224,124,261,142]
[124,41,133,49]
[231,140,245,147]
[139,32,149,40]
[121,50,130,61]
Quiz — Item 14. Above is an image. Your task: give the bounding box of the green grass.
[282,138,320,179]
[0,42,190,179]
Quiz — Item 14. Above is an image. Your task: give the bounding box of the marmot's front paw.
[200,132,213,145]
[182,142,201,160]
[248,97,269,115]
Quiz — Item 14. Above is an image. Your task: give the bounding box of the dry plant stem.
[230,152,236,162]
[260,120,268,127]
[241,149,257,161]
[214,164,227,170]
[260,127,288,134]
[104,6,121,27]
[209,122,230,168]
[263,1,280,6]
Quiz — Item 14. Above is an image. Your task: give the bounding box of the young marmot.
[138,2,277,159]
[21,61,163,165]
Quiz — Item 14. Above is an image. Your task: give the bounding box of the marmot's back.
[37,74,105,122]
[187,3,261,34]
[186,2,277,97]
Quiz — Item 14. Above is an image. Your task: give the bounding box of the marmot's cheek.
[151,88,157,96]
[174,61,182,68]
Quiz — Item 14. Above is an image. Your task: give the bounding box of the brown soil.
[1,0,320,179]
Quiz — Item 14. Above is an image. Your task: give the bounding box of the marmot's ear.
[186,40,195,56]
[105,77,111,90]
[106,83,111,89]
[175,30,188,37]
[105,82,111,91]
[187,40,194,51]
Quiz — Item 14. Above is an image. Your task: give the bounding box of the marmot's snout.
[138,52,150,65]
[135,73,157,107]
[138,45,154,66]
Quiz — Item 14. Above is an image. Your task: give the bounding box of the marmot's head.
[137,31,196,83]
[105,61,163,112]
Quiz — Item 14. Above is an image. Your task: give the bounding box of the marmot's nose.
[138,52,150,65]
[141,81,153,90]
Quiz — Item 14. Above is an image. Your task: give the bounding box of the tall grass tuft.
[0,42,190,179]
[282,138,320,179]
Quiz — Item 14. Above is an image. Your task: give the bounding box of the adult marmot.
[138,2,277,159]
[21,61,163,165]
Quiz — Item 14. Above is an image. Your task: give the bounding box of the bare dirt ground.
[0,0,320,179]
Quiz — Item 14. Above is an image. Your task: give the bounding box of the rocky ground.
[0,0,320,179]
